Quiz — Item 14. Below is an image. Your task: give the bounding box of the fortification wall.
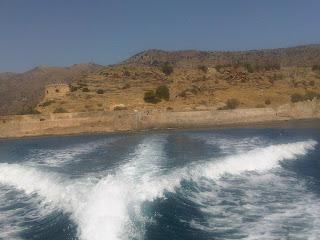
[44,84,70,100]
[0,100,319,138]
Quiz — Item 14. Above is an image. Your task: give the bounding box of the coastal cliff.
[0,100,319,138]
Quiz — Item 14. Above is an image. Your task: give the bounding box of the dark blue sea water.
[0,126,319,240]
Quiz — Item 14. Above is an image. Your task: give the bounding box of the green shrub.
[123,70,130,77]
[226,98,240,109]
[78,83,88,87]
[82,87,89,92]
[215,64,224,73]
[198,65,208,73]
[312,65,320,71]
[264,63,281,71]
[265,99,271,105]
[291,92,320,103]
[309,80,315,86]
[41,100,55,107]
[291,93,304,103]
[96,89,104,94]
[69,84,78,92]
[244,63,254,73]
[225,98,240,109]
[161,62,173,76]
[53,107,68,113]
[144,90,160,103]
[270,73,283,83]
[155,85,170,101]
[304,91,319,101]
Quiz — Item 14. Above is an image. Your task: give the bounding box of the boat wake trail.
[0,138,317,240]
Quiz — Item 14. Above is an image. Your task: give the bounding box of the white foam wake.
[27,138,117,167]
[190,140,317,180]
[0,139,317,240]
[0,164,91,212]
[0,136,167,240]
[142,140,318,198]
[75,136,167,240]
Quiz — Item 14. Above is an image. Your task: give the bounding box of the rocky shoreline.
[0,100,319,139]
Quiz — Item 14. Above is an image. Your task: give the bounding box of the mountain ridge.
[123,44,320,67]
[0,63,103,115]
[1,44,320,116]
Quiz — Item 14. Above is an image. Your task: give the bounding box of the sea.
[0,123,319,240]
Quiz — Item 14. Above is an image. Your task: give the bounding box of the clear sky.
[1,0,319,72]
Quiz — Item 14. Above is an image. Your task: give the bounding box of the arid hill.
[0,63,103,115]
[1,44,320,116]
[36,65,320,114]
[123,44,320,67]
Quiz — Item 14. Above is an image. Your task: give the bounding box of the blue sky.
[1,0,319,72]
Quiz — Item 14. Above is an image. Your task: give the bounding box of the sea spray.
[0,139,317,240]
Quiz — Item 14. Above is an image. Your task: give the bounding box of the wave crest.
[0,139,317,240]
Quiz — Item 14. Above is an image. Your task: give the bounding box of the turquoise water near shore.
[0,127,319,240]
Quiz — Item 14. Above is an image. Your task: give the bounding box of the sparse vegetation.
[123,70,130,77]
[155,85,170,101]
[144,90,160,103]
[78,83,88,87]
[53,107,68,113]
[226,98,240,109]
[2,45,320,116]
[312,65,320,71]
[291,93,304,103]
[265,99,271,105]
[120,83,130,89]
[198,65,208,73]
[244,63,254,73]
[304,91,320,101]
[244,62,280,73]
[143,85,170,103]
[69,84,78,92]
[264,63,281,71]
[309,80,315,86]
[269,73,283,83]
[291,91,320,103]
[219,98,240,110]
[96,89,104,94]
[40,100,55,107]
[215,64,225,73]
[161,62,173,76]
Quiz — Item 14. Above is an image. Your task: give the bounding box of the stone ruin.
[44,84,70,100]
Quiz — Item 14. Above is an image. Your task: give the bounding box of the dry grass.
[36,65,320,113]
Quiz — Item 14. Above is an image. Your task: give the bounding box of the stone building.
[44,84,70,100]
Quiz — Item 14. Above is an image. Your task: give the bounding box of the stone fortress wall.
[44,84,70,100]
[0,99,319,138]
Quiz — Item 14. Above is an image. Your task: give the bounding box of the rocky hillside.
[123,44,320,67]
[35,64,320,114]
[1,44,320,116]
[0,63,102,115]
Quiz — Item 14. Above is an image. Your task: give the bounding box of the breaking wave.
[0,137,317,240]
